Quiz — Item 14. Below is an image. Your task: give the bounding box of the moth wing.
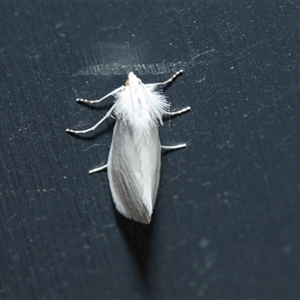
[107,120,161,224]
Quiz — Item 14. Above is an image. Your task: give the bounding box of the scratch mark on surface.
[73,61,191,76]
[82,144,102,151]
[103,222,115,229]
[73,49,216,77]
[42,82,74,101]
[191,49,216,60]
[287,0,300,10]
[7,212,18,222]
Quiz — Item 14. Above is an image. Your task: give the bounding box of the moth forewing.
[107,120,161,224]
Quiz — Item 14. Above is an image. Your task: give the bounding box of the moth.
[66,70,190,224]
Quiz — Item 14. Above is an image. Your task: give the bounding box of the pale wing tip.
[116,206,153,224]
[127,209,152,224]
[135,214,152,225]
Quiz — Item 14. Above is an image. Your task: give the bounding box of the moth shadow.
[76,102,113,111]
[114,207,154,297]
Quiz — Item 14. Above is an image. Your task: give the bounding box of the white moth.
[66,70,190,224]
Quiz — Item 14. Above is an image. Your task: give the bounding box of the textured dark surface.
[1,2,300,299]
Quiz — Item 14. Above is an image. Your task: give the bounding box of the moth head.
[125,72,141,86]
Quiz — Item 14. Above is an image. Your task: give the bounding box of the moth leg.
[145,70,183,87]
[165,106,191,116]
[161,144,186,150]
[76,86,124,104]
[89,164,107,174]
[66,105,115,134]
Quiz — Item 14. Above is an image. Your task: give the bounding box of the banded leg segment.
[76,86,124,104]
[145,70,183,88]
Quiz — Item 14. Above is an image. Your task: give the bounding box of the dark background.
[1,1,300,299]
